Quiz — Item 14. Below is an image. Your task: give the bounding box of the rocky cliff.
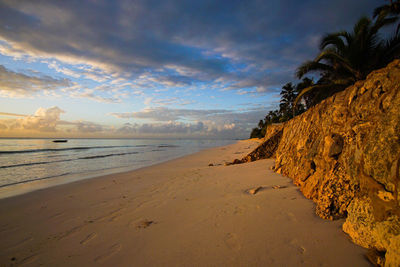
[228,124,284,165]
[238,60,400,266]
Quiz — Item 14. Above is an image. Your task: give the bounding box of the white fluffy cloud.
[9,106,65,132]
[0,106,108,135]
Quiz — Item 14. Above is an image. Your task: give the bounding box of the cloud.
[69,89,121,103]
[0,65,71,97]
[75,121,104,133]
[0,106,107,135]
[117,121,205,135]
[0,103,276,138]
[0,0,380,94]
[7,106,65,132]
[47,60,81,78]
[110,105,276,138]
[110,107,231,122]
[141,97,196,107]
[0,111,27,117]
[115,120,240,138]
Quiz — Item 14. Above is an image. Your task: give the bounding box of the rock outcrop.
[241,60,400,265]
[229,124,283,165]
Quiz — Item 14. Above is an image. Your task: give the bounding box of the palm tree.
[279,82,306,119]
[294,16,400,109]
[373,0,400,33]
[295,78,314,109]
[279,82,296,118]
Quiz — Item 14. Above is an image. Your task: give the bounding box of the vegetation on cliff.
[250,78,311,138]
[374,0,400,33]
[295,15,400,109]
[250,0,400,138]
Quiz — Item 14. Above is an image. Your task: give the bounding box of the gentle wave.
[158,145,179,148]
[79,152,139,159]
[0,145,148,155]
[0,151,140,169]
[0,159,151,189]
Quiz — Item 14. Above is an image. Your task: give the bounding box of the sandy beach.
[0,139,369,266]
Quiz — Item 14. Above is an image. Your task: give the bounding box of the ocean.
[0,138,235,198]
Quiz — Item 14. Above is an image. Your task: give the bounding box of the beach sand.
[0,139,369,266]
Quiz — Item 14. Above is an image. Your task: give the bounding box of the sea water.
[0,138,234,198]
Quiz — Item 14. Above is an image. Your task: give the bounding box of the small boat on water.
[52,140,68,143]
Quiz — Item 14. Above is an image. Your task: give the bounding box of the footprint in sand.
[224,233,241,251]
[58,225,83,240]
[290,239,306,254]
[133,220,155,229]
[247,186,263,195]
[233,206,244,215]
[80,233,97,245]
[19,254,38,266]
[94,244,122,263]
[9,237,33,250]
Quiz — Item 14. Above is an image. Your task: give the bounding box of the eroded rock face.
[228,124,283,165]
[243,124,283,162]
[246,60,400,265]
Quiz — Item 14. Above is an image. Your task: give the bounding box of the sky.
[0,0,383,139]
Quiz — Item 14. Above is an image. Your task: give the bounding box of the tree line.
[251,0,400,139]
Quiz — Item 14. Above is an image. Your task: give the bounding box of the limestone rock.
[386,235,400,267]
[343,197,400,254]
[243,60,400,264]
[248,186,263,195]
[230,124,283,165]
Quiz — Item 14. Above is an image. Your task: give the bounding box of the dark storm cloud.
[0,0,381,92]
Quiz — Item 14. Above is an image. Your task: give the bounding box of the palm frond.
[293,85,319,112]
[314,49,360,78]
[353,17,371,36]
[373,6,387,18]
[340,31,353,45]
[374,1,400,18]
[373,16,399,32]
[296,61,333,78]
[320,33,346,51]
